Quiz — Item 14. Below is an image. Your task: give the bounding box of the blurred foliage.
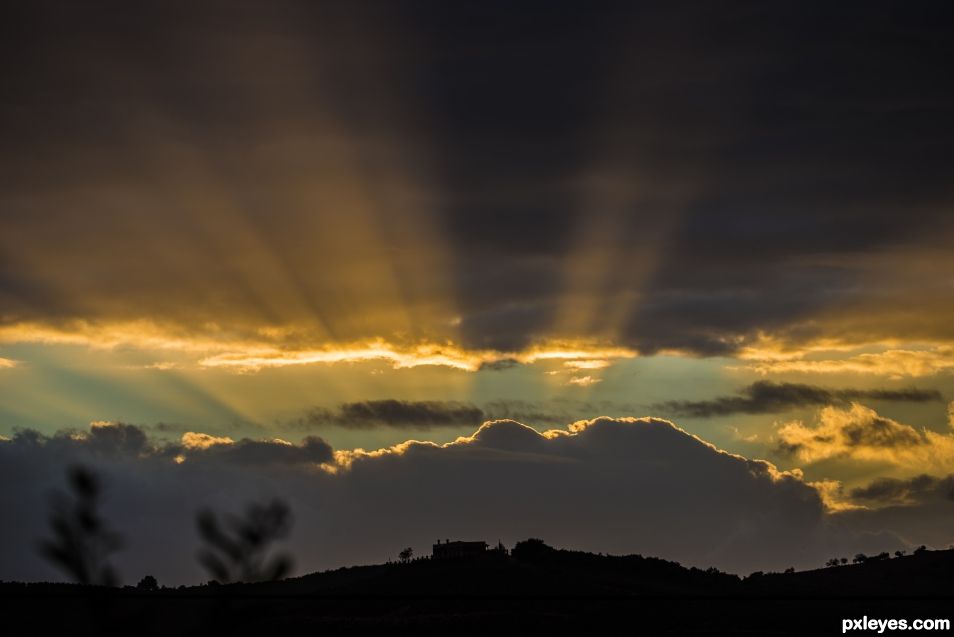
[196,500,294,583]
[38,465,123,586]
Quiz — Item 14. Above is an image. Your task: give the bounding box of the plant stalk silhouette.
[196,499,294,583]
[38,465,123,586]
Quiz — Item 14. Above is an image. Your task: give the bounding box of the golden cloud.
[777,403,954,474]
[567,375,601,387]
[742,348,954,377]
[180,432,234,450]
[0,319,637,373]
[563,359,611,370]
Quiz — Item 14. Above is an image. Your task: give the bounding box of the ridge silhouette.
[8,539,954,635]
[21,468,954,635]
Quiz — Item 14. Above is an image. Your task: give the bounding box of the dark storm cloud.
[197,436,333,466]
[295,398,639,431]
[656,381,943,418]
[477,358,521,372]
[2,1,954,353]
[299,400,485,430]
[849,475,953,504]
[5,424,333,466]
[0,416,909,584]
[836,472,954,551]
[418,0,954,352]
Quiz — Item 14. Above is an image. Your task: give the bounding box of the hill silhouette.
[3,539,954,635]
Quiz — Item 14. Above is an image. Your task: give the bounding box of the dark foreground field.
[4,542,954,635]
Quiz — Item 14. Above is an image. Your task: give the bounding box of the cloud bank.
[0,416,930,585]
[656,381,942,418]
[2,1,954,363]
[299,400,485,430]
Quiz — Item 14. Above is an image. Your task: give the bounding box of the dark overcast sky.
[2,0,953,354]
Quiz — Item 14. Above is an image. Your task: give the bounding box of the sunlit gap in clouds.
[546,21,701,380]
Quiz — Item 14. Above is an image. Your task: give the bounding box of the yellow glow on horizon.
[200,341,637,372]
[0,319,637,373]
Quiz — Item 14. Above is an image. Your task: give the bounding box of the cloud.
[3,422,333,468]
[299,400,485,430]
[0,357,16,369]
[563,360,611,370]
[180,432,234,449]
[656,381,942,418]
[0,321,636,373]
[567,375,601,387]
[833,472,954,551]
[188,436,333,466]
[297,398,627,431]
[736,346,954,378]
[776,404,954,472]
[480,400,578,428]
[477,359,521,371]
[848,474,952,505]
[2,2,954,364]
[0,416,891,584]
[80,421,151,456]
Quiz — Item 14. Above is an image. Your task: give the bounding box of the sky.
[2,0,954,584]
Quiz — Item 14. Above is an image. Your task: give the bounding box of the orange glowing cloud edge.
[0,319,638,372]
[2,319,954,377]
[728,332,954,377]
[167,416,859,510]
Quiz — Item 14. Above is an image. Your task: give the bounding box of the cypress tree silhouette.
[38,465,123,586]
[196,499,294,583]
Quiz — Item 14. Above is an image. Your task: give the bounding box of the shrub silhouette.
[196,499,294,583]
[38,465,123,586]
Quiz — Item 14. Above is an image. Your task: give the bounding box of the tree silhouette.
[512,538,554,562]
[840,557,848,565]
[196,499,294,583]
[399,547,413,563]
[137,575,159,591]
[825,558,840,568]
[852,553,867,564]
[38,465,123,586]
